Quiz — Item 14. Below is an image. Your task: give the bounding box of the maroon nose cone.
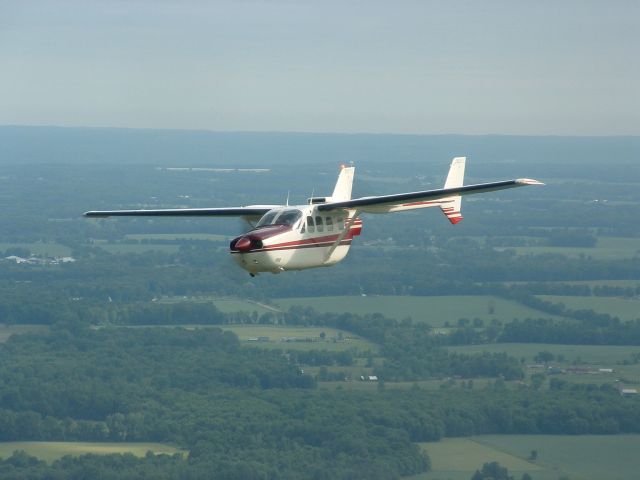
[234,237,252,252]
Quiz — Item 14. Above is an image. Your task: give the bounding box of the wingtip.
[84,211,107,217]
[516,178,545,186]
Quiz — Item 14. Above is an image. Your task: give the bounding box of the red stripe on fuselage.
[230,238,353,254]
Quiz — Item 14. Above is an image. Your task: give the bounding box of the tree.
[534,351,555,364]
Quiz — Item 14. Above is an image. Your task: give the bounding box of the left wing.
[84,205,278,220]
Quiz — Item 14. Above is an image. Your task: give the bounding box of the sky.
[0,0,638,135]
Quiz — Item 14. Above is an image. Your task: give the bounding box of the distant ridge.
[0,125,638,168]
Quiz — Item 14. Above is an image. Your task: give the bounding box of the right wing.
[317,179,543,215]
[84,205,278,220]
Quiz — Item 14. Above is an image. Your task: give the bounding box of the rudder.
[441,157,465,224]
[331,165,355,201]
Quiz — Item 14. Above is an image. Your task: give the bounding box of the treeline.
[2,239,640,305]
[499,318,640,345]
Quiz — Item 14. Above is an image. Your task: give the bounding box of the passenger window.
[315,216,324,233]
[325,217,334,232]
[306,216,315,233]
[337,217,344,231]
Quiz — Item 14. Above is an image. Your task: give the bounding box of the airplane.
[85,157,543,276]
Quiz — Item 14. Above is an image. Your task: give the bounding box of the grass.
[0,442,184,463]
[413,434,640,480]
[447,343,640,365]
[97,244,180,254]
[158,296,276,314]
[413,437,542,480]
[495,236,640,260]
[537,295,640,321]
[125,233,229,242]
[0,325,47,343]
[220,325,378,352]
[275,295,562,326]
[559,280,640,288]
[0,242,71,257]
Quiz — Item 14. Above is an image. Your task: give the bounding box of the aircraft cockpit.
[255,208,303,228]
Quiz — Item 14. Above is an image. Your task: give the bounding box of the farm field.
[0,242,72,257]
[220,325,378,352]
[447,343,640,365]
[97,243,180,254]
[538,295,640,321]
[158,296,276,314]
[0,325,47,343]
[494,236,640,260]
[275,296,561,326]
[561,280,640,288]
[0,442,184,463]
[413,434,640,480]
[125,233,229,242]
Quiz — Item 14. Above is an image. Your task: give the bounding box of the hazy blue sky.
[1,0,638,135]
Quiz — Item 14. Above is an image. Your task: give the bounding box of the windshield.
[256,209,303,228]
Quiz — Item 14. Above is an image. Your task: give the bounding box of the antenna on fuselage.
[286,191,290,207]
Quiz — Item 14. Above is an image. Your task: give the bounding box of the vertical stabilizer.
[441,156,465,224]
[444,156,466,189]
[330,165,355,201]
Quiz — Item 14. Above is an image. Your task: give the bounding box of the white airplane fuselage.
[229,205,361,275]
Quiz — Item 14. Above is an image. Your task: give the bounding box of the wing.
[317,178,543,214]
[84,205,278,219]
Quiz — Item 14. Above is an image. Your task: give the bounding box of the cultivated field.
[97,244,181,254]
[220,324,377,352]
[0,442,184,463]
[494,236,640,260]
[275,295,561,326]
[0,325,47,343]
[125,233,229,242]
[158,296,276,314]
[538,295,640,321]
[447,343,640,365]
[413,434,640,480]
[0,242,72,257]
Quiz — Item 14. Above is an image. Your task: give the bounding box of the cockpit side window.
[256,210,279,227]
[306,216,315,233]
[256,209,303,228]
[315,216,324,233]
[325,217,334,232]
[276,209,303,226]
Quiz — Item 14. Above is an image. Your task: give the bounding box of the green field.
[125,233,229,241]
[447,343,640,365]
[495,236,640,260]
[538,295,640,321]
[275,296,561,326]
[0,325,47,343]
[413,435,640,480]
[0,242,72,257]
[97,244,181,254]
[0,442,184,463]
[562,280,640,288]
[220,325,378,352]
[159,296,277,314]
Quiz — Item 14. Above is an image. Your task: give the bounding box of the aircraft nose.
[234,237,252,252]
